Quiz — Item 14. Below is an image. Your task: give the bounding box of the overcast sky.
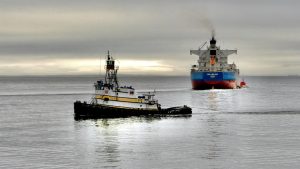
[0,0,299,76]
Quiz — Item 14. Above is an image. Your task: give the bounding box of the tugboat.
[74,51,192,119]
[190,35,242,90]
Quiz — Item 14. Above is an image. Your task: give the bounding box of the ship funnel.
[210,37,216,45]
[210,36,216,48]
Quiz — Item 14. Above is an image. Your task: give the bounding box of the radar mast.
[104,51,119,90]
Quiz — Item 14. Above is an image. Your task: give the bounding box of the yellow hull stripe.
[95,95,144,103]
[97,104,158,111]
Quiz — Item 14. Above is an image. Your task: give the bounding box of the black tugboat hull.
[74,101,192,119]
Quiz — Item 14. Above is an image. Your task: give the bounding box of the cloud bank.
[0,0,299,75]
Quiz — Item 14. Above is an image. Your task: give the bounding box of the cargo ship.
[74,51,191,119]
[190,36,240,90]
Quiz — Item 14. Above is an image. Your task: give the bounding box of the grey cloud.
[0,0,299,75]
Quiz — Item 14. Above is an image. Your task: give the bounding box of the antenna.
[199,41,207,50]
[107,50,110,60]
[99,53,102,76]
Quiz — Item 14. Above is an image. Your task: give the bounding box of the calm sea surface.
[0,76,300,169]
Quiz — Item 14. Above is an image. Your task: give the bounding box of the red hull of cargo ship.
[192,80,237,90]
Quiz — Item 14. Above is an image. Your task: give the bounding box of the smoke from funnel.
[177,6,216,38]
[212,29,215,38]
[200,14,216,38]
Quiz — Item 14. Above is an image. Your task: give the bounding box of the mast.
[190,36,237,57]
[104,51,119,90]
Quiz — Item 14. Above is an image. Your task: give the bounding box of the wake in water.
[223,110,300,115]
[191,108,300,115]
[0,92,93,97]
[0,88,192,97]
[136,88,191,93]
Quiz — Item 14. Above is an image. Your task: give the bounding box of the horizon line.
[0,74,298,77]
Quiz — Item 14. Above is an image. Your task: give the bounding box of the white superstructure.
[190,37,239,73]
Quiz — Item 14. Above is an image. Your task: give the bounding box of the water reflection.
[208,91,218,111]
[73,120,121,168]
[75,115,192,168]
[95,125,120,167]
[205,114,223,160]
[190,90,225,166]
[94,115,192,128]
[191,89,240,113]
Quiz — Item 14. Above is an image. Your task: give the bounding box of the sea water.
[0,76,300,169]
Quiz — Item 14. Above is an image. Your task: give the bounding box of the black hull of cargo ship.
[74,101,192,119]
